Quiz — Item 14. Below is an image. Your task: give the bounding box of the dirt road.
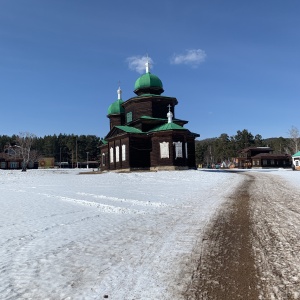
[184,172,300,300]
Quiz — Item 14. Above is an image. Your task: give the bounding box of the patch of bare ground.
[184,174,260,300]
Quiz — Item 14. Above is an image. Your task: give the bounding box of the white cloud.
[170,49,207,67]
[126,55,154,74]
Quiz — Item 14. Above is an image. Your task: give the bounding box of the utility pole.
[76,137,78,168]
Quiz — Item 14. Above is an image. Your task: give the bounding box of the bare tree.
[15,132,37,171]
[288,126,300,154]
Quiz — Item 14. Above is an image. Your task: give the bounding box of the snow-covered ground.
[1,168,300,299]
[0,169,243,299]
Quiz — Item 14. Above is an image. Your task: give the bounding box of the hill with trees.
[195,129,296,166]
[1,128,299,168]
[0,134,100,166]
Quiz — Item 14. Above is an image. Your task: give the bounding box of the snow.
[0,169,242,299]
[1,168,300,299]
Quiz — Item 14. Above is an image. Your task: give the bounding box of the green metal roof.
[115,126,143,134]
[140,116,166,121]
[107,99,125,115]
[149,122,188,132]
[134,72,163,90]
[140,116,188,123]
[292,151,300,157]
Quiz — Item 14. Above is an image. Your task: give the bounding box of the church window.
[126,112,132,123]
[122,144,126,161]
[160,142,169,159]
[110,147,114,163]
[173,142,183,159]
[116,146,120,162]
[102,153,105,166]
[185,143,188,158]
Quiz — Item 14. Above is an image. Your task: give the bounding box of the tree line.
[1,127,299,168]
[195,128,299,166]
[0,134,101,165]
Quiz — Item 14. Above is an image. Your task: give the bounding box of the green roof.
[107,99,124,115]
[134,72,163,90]
[140,116,166,121]
[292,151,300,157]
[149,122,187,132]
[140,116,188,123]
[115,126,143,134]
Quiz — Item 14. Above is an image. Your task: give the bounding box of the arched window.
[116,146,120,162]
[160,142,169,158]
[185,143,188,159]
[122,144,126,161]
[173,141,183,159]
[110,147,114,163]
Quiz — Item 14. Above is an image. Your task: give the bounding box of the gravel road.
[184,171,300,300]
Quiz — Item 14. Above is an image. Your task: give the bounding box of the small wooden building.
[292,151,300,170]
[0,145,38,170]
[99,61,199,172]
[237,147,290,169]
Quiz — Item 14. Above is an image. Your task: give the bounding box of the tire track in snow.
[36,192,146,215]
[0,189,153,299]
[1,211,139,299]
[89,196,219,299]
[77,192,168,208]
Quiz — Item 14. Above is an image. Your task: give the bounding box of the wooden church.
[99,61,200,172]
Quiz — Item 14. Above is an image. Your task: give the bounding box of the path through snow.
[185,170,300,300]
[251,172,300,299]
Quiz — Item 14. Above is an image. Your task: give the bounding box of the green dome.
[107,99,124,115]
[134,72,163,90]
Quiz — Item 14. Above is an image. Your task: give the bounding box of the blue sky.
[1,0,299,140]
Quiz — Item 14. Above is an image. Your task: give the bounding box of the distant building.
[292,151,300,170]
[39,157,55,168]
[236,147,290,169]
[0,145,38,170]
[99,61,199,172]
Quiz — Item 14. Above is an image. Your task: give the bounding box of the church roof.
[292,151,300,157]
[140,116,188,123]
[133,60,164,96]
[104,125,144,140]
[140,116,166,121]
[134,72,163,91]
[107,86,125,115]
[149,122,188,132]
[115,126,143,133]
[107,99,124,115]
